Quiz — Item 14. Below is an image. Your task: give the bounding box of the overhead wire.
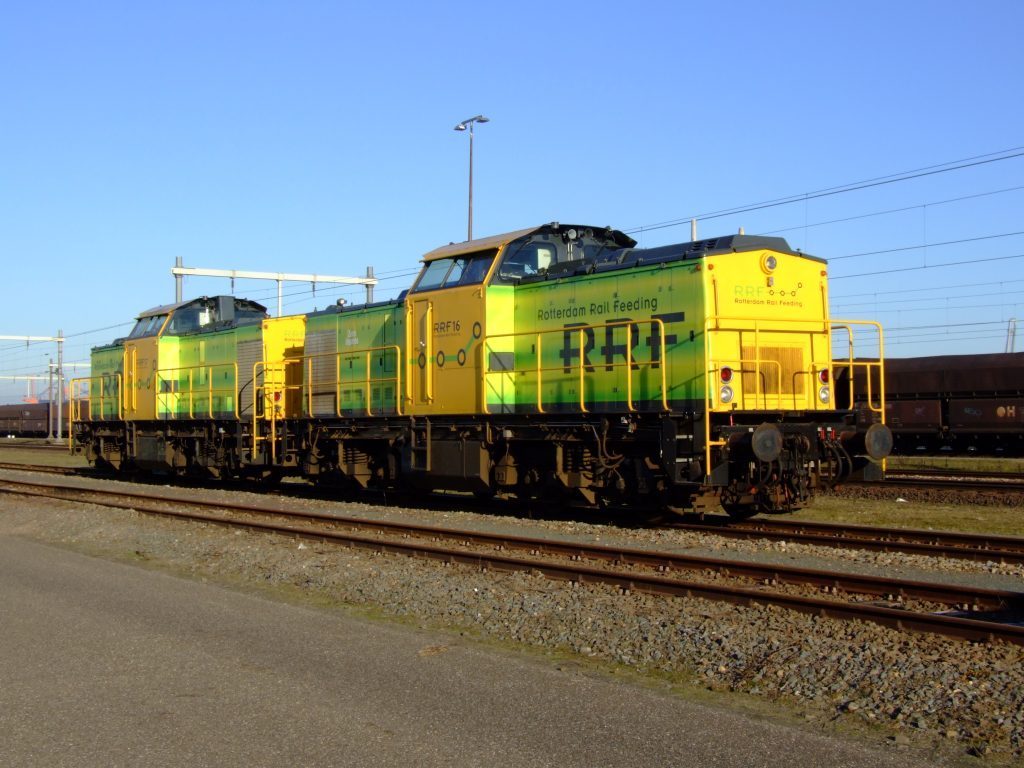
[761,184,1024,236]
[832,230,1024,260]
[831,252,1024,280]
[624,146,1024,235]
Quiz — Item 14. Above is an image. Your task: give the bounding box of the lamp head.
[454,115,489,131]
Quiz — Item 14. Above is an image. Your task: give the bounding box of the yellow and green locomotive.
[72,223,890,517]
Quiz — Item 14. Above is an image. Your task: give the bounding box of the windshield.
[127,314,168,339]
[411,249,497,293]
[495,239,557,282]
[492,232,620,284]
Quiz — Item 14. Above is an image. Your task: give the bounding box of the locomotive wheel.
[254,469,282,487]
[719,483,761,520]
[721,502,759,521]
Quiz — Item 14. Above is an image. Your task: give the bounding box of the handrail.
[424,302,434,403]
[480,319,669,415]
[829,319,886,419]
[154,363,240,420]
[122,347,138,414]
[301,345,403,417]
[68,373,123,424]
[405,302,414,406]
[251,361,279,464]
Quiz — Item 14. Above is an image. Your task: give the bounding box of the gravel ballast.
[1,488,1022,764]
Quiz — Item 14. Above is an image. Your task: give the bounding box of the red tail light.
[819,369,829,384]
[720,366,733,383]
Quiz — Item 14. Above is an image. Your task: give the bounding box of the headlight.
[720,385,734,404]
[818,385,830,403]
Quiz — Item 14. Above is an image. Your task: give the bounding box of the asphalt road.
[0,535,934,768]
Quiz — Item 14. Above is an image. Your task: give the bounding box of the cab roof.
[422,223,635,262]
[135,295,268,319]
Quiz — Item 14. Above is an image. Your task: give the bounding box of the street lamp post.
[454,115,489,241]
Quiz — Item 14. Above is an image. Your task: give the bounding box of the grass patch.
[886,455,1024,473]
[0,445,89,468]
[787,495,1023,536]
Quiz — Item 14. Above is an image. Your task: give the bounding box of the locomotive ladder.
[252,361,284,465]
[409,418,431,472]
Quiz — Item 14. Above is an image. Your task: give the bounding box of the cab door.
[409,285,487,415]
[407,252,495,416]
[122,336,160,421]
[411,298,434,407]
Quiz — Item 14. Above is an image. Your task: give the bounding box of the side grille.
[236,339,263,417]
[306,330,338,417]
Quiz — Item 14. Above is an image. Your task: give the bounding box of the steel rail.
[877,477,1024,493]
[1,477,1021,645]
[885,468,1024,483]
[0,443,68,451]
[670,517,1024,564]
[0,462,79,475]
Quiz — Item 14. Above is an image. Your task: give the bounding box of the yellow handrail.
[424,302,434,403]
[155,363,240,420]
[480,319,669,415]
[121,347,138,414]
[251,361,281,464]
[301,345,404,417]
[68,373,123,426]
[829,319,886,419]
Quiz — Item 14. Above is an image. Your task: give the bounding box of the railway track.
[0,461,80,475]
[886,467,1024,483]
[1,459,1022,564]
[670,515,1024,565]
[1,474,1021,646]
[878,469,1024,494]
[0,441,69,451]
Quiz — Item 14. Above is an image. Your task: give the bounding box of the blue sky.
[2,1,1023,402]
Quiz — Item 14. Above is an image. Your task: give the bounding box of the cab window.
[495,240,557,283]
[412,259,453,292]
[460,252,495,284]
[166,305,214,335]
[445,258,467,285]
[411,250,496,292]
[127,314,168,339]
